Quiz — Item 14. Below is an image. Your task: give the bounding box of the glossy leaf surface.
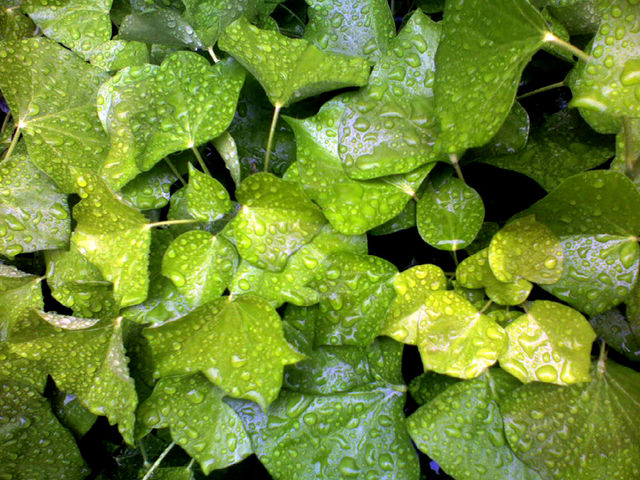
[0,264,43,341]
[0,1,35,39]
[590,309,640,361]
[118,8,204,49]
[182,0,258,47]
[185,164,232,222]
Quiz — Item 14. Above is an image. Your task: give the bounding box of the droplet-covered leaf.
[137,373,252,473]
[0,0,35,40]
[0,38,108,193]
[218,16,370,106]
[120,158,183,211]
[182,0,258,47]
[408,371,460,406]
[145,294,303,407]
[472,101,530,158]
[89,39,150,72]
[185,164,232,222]
[118,7,204,49]
[499,300,596,384]
[590,309,640,361]
[0,264,43,341]
[417,176,484,251]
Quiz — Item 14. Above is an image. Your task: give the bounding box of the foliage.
[1,0,640,479]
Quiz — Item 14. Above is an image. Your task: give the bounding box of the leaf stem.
[146,219,199,229]
[597,340,607,376]
[480,300,493,314]
[2,125,21,162]
[543,32,590,63]
[449,153,465,183]
[517,80,567,100]
[191,145,211,176]
[207,47,219,63]
[141,442,175,480]
[623,116,638,174]
[0,113,11,134]
[164,157,185,185]
[264,103,282,173]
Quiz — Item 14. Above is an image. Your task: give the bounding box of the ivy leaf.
[541,0,601,35]
[472,101,530,158]
[118,8,204,49]
[612,117,640,186]
[304,0,395,61]
[120,159,184,211]
[382,264,448,344]
[0,38,108,193]
[161,230,238,307]
[522,170,640,236]
[417,176,484,251]
[89,39,150,72]
[71,172,151,308]
[286,97,434,235]
[45,246,118,319]
[9,315,138,444]
[182,0,258,48]
[22,0,112,59]
[230,224,367,307]
[0,153,70,257]
[407,369,542,480]
[185,164,233,222]
[137,373,252,473]
[501,359,640,479]
[0,264,43,341]
[498,300,596,384]
[590,309,640,361]
[145,294,304,407]
[457,249,532,306]
[224,173,326,272]
[369,200,417,235]
[338,10,442,179]
[0,380,89,479]
[0,0,35,39]
[218,16,370,107]
[434,0,547,153]
[482,109,614,191]
[568,0,640,119]
[311,252,397,347]
[97,53,245,188]
[488,215,563,284]
[408,371,460,406]
[52,390,98,437]
[542,234,639,316]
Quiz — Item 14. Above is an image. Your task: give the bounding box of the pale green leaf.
[185,164,232,222]
[0,264,43,341]
[0,347,48,391]
[369,200,417,235]
[212,131,241,187]
[90,39,150,72]
[499,300,596,384]
[120,158,184,211]
[611,117,640,185]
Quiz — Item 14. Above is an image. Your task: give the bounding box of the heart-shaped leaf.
[498,300,596,384]
[185,164,233,222]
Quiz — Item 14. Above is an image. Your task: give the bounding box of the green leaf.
[311,252,397,347]
[23,0,113,59]
[568,0,640,119]
[590,309,640,361]
[542,234,639,316]
[0,346,48,391]
[382,264,448,344]
[413,290,507,379]
[120,159,184,211]
[369,200,417,235]
[145,294,304,407]
[417,176,484,251]
[230,224,367,307]
[498,300,596,384]
[0,380,89,479]
[0,153,70,257]
[225,173,326,271]
[118,8,204,49]
[97,53,245,188]
[162,230,238,307]
[185,164,233,221]
[218,16,370,107]
[0,264,43,341]
[482,109,614,191]
[9,316,138,444]
[472,101,530,158]
[137,373,252,473]
[90,39,150,72]
[303,0,395,61]
[45,246,118,319]
[521,170,640,236]
[182,0,259,47]
[457,249,533,306]
[434,0,547,153]
[612,117,640,185]
[488,215,563,284]
[286,97,434,235]
[71,171,151,308]
[501,359,640,479]
[0,1,35,40]
[52,390,98,437]
[122,277,194,326]
[408,371,460,406]
[0,38,108,193]
[212,131,242,187]
[542,0,602,35]
[338,10,442,179]
[407,369,542,480]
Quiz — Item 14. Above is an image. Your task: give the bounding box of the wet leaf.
[120,159,183,211]
[338,10,442,179]
[408,371,460,406]
[97,53,244,188]
[542,234,639,316]
[52,391,98,437]
[286,97,434,235]
[488,215,563,284]
[90,39,150,72]
[218,16,370,107]
[304,0,395,61]
[0,0,35,39]
[472,101,530,158]
[407,369,542,480]
[137,373,252,473]
[417,176,484,251]
[369,200,417,235]
[224,173,326,272]
[0,38,108,193]
[434,0,547,153]
[611,117,640,185]
[9,316,138,444]
[590,309,640,361]
[71,172,151,308]
[145,294,304,407]
[541,0,602,35]
[501,359,640,479]
[182,0,259,47]
[311,252,397,347]
[0,380,89,479]
[0,263,43,341]
[498,300,596,384]
[118,8,204,49]
[0,153,70,257]
[185,164,232,222]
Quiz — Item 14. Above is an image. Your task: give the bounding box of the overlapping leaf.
[185,164,233,222]
[120,158,183,211]
[118,8,204,49]
[182,0,258,47]
[590,309,640,361]
[0,264,43,341]
[0,0,35,39]
[90,39,150,72]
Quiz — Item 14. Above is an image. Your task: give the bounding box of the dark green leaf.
[590,309,640,361]
[0,0,35,39]
[52,390,98,437]
[408,371,460,406]
[472,101,530,158]
[182,0,258,47]
[118,8,204,49]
